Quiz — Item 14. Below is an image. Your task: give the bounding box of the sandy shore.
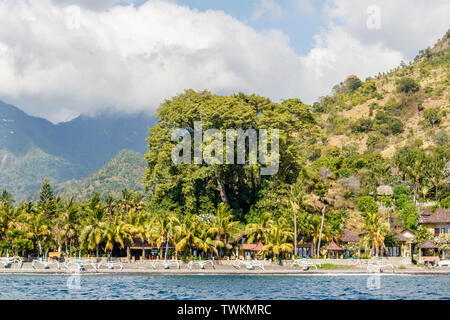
[1,262,449,275]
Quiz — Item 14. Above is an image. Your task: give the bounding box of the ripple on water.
[0,274,448,300]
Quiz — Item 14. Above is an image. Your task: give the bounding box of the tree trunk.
[215,171,230,206]
[317,205,327,257]
[294,211,297,259]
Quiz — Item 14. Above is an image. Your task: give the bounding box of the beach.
[1,260,449,275]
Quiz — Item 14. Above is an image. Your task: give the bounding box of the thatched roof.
[339,176,361,190]
[377,185,393,196]
[418,240,438,249]
[324,240,343,251]
[319,167,333,180]
[421,209,433,216]
[419,208,450,224]
[395,234,409,242]
[341,229,360,242]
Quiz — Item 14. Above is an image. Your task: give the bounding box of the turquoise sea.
[0,274,448,300]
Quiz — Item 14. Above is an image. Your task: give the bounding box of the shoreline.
[1,262,449,276]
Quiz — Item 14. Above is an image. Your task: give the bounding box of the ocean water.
[0,274,448,300]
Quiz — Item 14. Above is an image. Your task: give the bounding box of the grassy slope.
[322,34,449,157]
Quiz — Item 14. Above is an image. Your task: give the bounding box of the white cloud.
[0,0,301,122]
[325,0,450,59]
[298,26,403,99]
[251,0,284,22]
[0,0,448,123]
[289,0,315,15]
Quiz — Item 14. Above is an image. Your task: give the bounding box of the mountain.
[54,150,146,200]
[0,102,156,201]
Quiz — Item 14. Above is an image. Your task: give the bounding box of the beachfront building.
[233,233,268,259]
[124,236,175,261]
[391,229,415,257]
[419,208,450,237]
[296,232,314,258]
[418,239,439,266]
[339,228,361,258]
[324,240,343,258]
[419,208,450,258]
[241,241,267,260]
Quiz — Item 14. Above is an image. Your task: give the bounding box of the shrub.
[441,196,450,209]
[396,77,420,94]
[374,111,404,135]
[423,107,442,127]
[432,130,449,146]
[357,196,378,216]
[366,134,387,151]
[397,201,419,230]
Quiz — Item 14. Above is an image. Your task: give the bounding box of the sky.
[0,0,449,123]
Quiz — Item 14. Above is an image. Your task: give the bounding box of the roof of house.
[419,208,450,224]
[124,236,174,248]
[242,241,267,251]
[400,228,415,238]
[377,185,393,196]
[324,240,343,251]
[418,240,438,249]
[341,229,361,242]
[395,233,409,242]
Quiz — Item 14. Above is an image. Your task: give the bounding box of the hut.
[418,240,439,266]
[388,229,415,257]
[339,229,361,257]
[324,240,343,258]
[296,232,314,258]
[377,185,393,196]
[242,241,267,259]
[124,236,174,261]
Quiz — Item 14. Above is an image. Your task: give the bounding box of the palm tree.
[198,229,219,258]
[288,184,306,257]
[148,210,179,259]
[244,211,272,244]
[362,212,389,257]
[264,217,294,261]
[104,215,133,255]
[207,203,238,257]
[303,214,330,257]
[55,198,79,254]
[79,193,107,257]
[21,212,51,256]
[174,214,203,256]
